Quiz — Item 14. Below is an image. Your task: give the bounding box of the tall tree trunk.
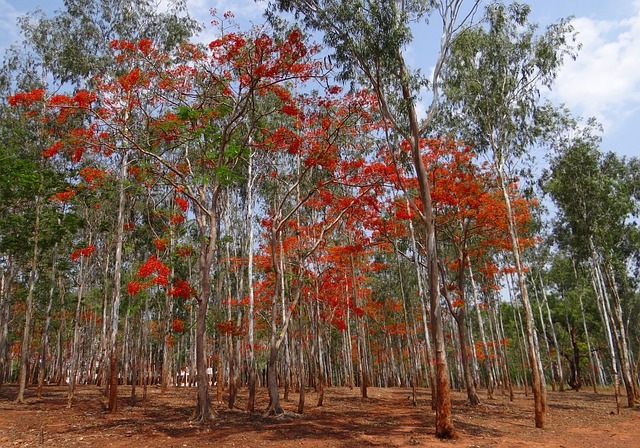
[161,235,174,394]
[193,205,218,421]
[454,250,479,405]
[265,225,285,415]
[407,203,436,406]
[539,273,564,391]
[95,251,110,387]
[279,235,291,403]
[108,151,129,413]
[315,292,325,407]
[396,247,418,405]
[54,280,65,386]
[469,264,495,399]
[589,250,621,414]
[67,233,91,408]
[603,263,636,407]
[345,302,355,389]
[578,293,598,392]
[246,152,257,412]
[397,50,454,436]
[296,308,306,414]
[0,260,15,389]
[350,252,368,400]
[16,195,41,404]
[37,248,58,397]
[533,283,556,391]
[496,165,545,428]
[489,289,511,400]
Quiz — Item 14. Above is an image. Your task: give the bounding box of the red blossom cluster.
[128,255,172,295]
[50,188,76,203]
[79,167,107,189]
[71,245,96,261]
[137,255,170,277]
[171,318,185,332]
[168,278,196,299]
[154,238,168,251]
[170,213,184,225]
[176,245,192,257]
[215,319,243,336]
[127,281,144,295]
[43,141,64,158]
[175,197,188,212]
[7,89,46,107]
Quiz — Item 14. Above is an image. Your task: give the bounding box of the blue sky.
[1,0,639,158]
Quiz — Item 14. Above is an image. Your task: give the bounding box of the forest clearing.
[0,385,638,447]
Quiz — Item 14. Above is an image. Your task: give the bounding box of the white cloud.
[0,1,22,52]
[551,3,640,132]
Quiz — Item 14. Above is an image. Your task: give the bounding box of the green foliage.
[439,2,577,161]
[269,0,433,135]
[543,138,640,266]
[17,0,199,86]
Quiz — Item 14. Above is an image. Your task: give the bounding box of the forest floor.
[0,383,638,447]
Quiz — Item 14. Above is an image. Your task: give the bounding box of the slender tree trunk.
[161,235,174,394]
[603,263,636,407]
[345,303,355,389]
[95,251,110,387]
[407,207,436,404]
[16,195,41,404]
[397,51,454,436]
[467,314,481,391]
[533,283,556,391]
[0,260,15,389]
[496,165,545,428]
[37,247,57,397]
[130,312,142,406]
[108,151,129,413]
[246,153,257,412]
[454,251,479,405]
[469,264,495,399]
[349,252,368,400]
[578,293,598,393]
[589,251,621,414]
[296,309,306,414]
[67,257,87,408]
[315,294,325,407]
[539,273,564,391]
[54,281,65,386]
[279,235,291,403]
[194,239,216,419]
[396,247,418,405]
[265,225,285,415]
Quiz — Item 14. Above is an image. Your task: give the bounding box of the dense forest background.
[0,0,638,438]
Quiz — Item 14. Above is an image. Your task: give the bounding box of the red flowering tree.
[254,84,383,414]
[11,19,334,420]
[423,139,536,405]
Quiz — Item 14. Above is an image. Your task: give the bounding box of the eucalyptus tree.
[543,138,639,409]
[544,252,603,392]
[17,0,199,87]
[437,2,578,428]
[267,0,482,438]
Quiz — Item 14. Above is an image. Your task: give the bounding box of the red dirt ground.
[0,384,638,447]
